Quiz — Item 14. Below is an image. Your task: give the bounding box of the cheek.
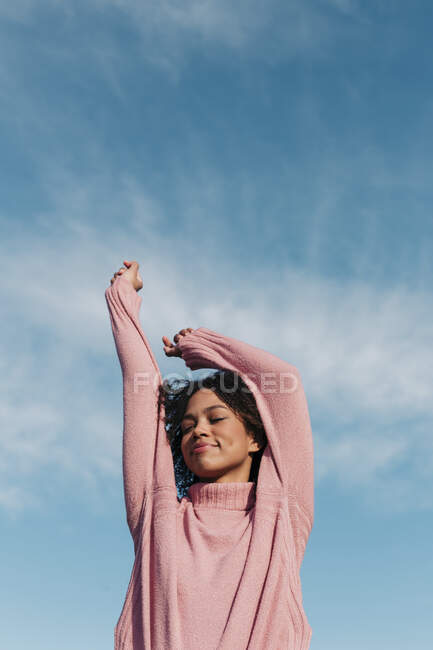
[219,431,244,450]
[180,434,192,458]
[223,420,247,439]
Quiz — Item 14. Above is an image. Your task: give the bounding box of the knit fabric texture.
[105,275,314,650]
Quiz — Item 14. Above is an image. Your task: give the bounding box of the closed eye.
[181,417,225,434]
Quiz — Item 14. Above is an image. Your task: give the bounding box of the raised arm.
[105,271,176,546]
[176,327,314,526]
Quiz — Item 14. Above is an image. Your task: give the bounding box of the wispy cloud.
[0,0,368,82]
[1,0,431,516]
[97,0,368,78]
[1,159,432,515]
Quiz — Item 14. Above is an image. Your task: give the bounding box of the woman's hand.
[110,260,143,292]
[162,329,195,357]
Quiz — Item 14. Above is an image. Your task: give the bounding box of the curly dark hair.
[157,369,268,499]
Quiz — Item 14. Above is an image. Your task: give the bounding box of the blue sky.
[1,1,432,648]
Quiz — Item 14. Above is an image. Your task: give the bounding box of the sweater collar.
[187,481,256,510]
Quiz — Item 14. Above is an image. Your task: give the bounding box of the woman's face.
[180,388,261,483]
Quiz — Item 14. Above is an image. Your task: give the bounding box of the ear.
[247,437,262,454]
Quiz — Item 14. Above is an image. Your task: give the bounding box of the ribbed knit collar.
[187,481,256,510]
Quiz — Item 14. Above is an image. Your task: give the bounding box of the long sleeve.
[176,327,314,528]
[105,275,176,547]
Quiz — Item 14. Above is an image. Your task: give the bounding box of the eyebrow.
[181,405,229,422]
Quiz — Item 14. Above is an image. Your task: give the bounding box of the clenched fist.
[109,260,143,292]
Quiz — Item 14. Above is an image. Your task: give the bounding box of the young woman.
[105,260,314,650]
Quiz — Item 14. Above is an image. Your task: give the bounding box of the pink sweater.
[105,275,314,650]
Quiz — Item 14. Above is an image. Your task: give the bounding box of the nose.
[190,422,214,443]
[192,428,211,439]
[190,417,212,436]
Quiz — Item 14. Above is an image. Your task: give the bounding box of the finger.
[174,329,189,343]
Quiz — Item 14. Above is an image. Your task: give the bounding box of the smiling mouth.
[192,444,217,453]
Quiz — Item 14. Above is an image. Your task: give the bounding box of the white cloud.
[315,429,409,488]
[0,485,40,514]
[0,0,367,83]
[100,0,345,77]
[1,161,432,515]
